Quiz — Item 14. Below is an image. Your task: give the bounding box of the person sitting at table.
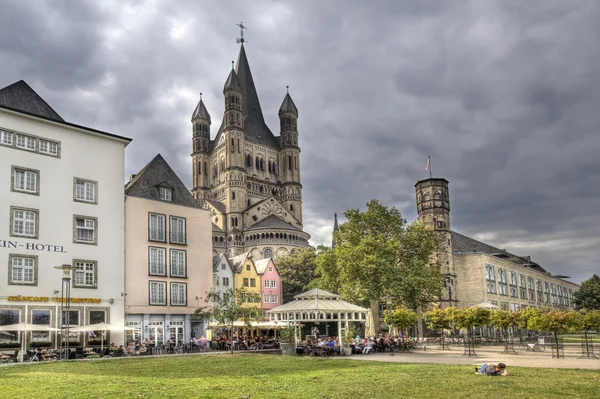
[109,342,117,351]
[138,344,148,354]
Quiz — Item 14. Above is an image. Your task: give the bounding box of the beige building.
[124,154,213,345]
[414,177,579,311]
[191,43,310,260]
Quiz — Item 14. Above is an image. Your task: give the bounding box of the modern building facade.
[0,80,131,347]
[414,177,579,311]
[191,43,310,260]
[124,154,213,345]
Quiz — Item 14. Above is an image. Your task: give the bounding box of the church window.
[288,155,292,169]
[264,248,273,258]
[232,191,236,200]
[252,215,257,221]
[423,192,430,201]
[260,159,264,171]
[248,199,251,207]
[294,156,297,169]
[231,137,234,150]
[434,191,441,200]
[204,162,207,176]
[236,114,241,126]
[256,157,260,169]
[237,138,240,153]
[290,204,294,211]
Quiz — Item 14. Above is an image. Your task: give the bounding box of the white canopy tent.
[71,322,136,351]
[266,288,369,347]
[0,323,60,362]
[471,302,499,309]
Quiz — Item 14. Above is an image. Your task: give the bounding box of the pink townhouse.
[254,258,282,312]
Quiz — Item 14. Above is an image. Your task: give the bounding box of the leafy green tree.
[276,246,319,303]
[526,309,579,358]
[313,200,443,310]
[194,287,262,353]
[423,307,453,349]
[574,274,600,310]
[571,310,600,358]
[384,306,418,336]
[447,307,490,356]
[489,310,522,353]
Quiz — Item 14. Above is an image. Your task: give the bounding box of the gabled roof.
[0,80,131,144]
[246,215,301,232]
[230,251,253,273]
[294,288,338,300]
[223,68,242,93]
[267,288,368,313]
[204,199,226,214]
[125,154,200,208]
[0,80,63,122]
[254,258,274,275]
[213,254,232,273]
[451,231,547,273]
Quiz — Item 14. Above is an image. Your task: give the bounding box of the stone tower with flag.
[191,32,310,260]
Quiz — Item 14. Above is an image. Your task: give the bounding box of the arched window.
[434,191,441,200]
[255,157,260,169]
[260,159,264,171]
[231,137,235,150]
[288,155,292,169]
[264,248,273,258]
[290,204,294,211]
[423,192,431,201]
[232,191,236,200]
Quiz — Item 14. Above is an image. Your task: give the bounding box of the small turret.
[191,93,212,199]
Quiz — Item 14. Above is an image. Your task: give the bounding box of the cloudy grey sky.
[1,0,599,283]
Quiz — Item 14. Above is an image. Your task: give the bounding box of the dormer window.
[159,187,172,201]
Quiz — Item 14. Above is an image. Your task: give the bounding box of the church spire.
[332,213,339,248]
[191,93,211,123]
[279,86,298,117]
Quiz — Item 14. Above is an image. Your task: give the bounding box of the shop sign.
[0,240,67,253]
[8,296,102,303]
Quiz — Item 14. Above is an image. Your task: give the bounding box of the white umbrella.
[70,323,135,351]
[471,302,499,309]
[0,323,60,362]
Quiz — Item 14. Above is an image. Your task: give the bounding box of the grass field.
[0,354,598,399]
[561,334,600,343]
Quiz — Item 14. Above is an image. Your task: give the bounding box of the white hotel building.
[0,80,131,348]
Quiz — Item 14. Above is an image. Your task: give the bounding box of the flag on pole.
[425,156,430,171]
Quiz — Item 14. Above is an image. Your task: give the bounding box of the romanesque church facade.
[191,44,310,260]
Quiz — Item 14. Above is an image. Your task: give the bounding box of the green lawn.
[561,334,600,343]
[0,354,598,399]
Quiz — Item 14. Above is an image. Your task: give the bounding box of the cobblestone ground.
[337,345,600,369]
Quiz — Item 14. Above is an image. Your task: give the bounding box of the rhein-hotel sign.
[0,240,67,253]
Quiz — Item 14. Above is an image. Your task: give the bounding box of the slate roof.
[229,252,252,273]
[278,92,298,116]
[213,254,231,272]
[125,154,201,208]
[451,231,547,273]
[0,80,64,122]
[191,98,211,123]
[246,215,301,232]
[0,80,132,143]
[211,45,280,151]
[204,199,226,214]
[254,258,273,275]
[223,68,242,93]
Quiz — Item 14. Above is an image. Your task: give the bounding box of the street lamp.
[55,264,76,359]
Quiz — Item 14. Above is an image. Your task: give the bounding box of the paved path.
[336,347,600,370]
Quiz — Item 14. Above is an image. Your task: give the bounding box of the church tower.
[279,87,302,223]
[191,94,211,200]
[414,177,457,305]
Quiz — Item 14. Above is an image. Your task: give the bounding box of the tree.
[572,310,600,358]
[574,274,600,310]
[489,310,522,353]
[447,307,490,356]
[526,309,579,358]
[384,306,418,336]
[424,307,453,349]
[276,246,319,303]
[193,287,262,353]
[314,200,443,310]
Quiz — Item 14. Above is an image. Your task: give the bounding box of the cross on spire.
[236,22,247,44]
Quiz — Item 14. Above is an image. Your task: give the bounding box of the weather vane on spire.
[236,22,247,44]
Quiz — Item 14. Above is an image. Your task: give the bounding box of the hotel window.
[485,265,496,294]
[74,216,97,244]
[536,279,543,302]
[0,130,13,146]
[171,283,187,306]
[149,247,166,275]
[61,310,80,329]
[12,166,39,195]
[170,216,186,244]
[15,133,36,151]
[31,309,52,343]
[0,309,20,343]
[509,271,517,297]
[250,278,256,287]
[498,269,507,296]
[149,213,166,242]
[271,280,276,288]
[74,178,97,204]
[170,249,186,277]
[149,281,167,305]
[519,274,527,299]
[264,280,270,288]
[39,139,59,156]
[264,295,270,303]
[527,277,535,300]
[243,278,249,287]
[223,277,229,286]
[544,282,550,303]
[10,206,38,238]
[486,282,496,294]
[73,260,97,288]
[271,295,278,304]
[159,187,172,202]
[551,283,557,304]
[126,321,143,343]
[8,254,37,285]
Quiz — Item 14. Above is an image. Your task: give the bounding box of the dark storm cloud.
[1,0,599,282]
